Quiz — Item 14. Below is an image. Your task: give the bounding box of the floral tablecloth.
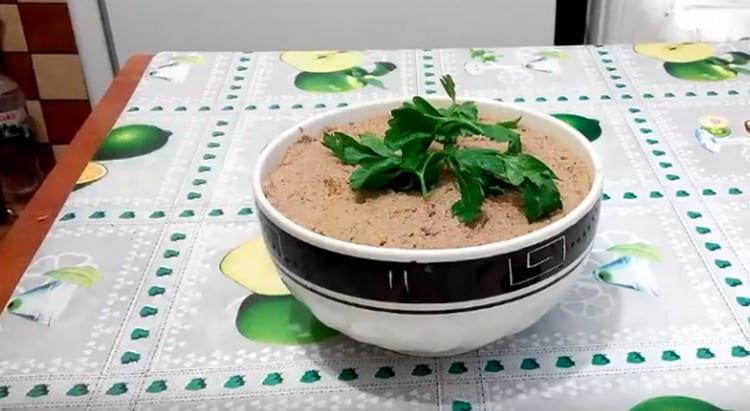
[2,43,750,410]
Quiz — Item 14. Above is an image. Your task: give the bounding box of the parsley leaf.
[386,97,481,150]
[498,116,522,129]
[358,132,395,157]
[385,105,439,150]
[477,123,521,154]
[521,180,562,221]
[440,75,457,103]
[321,75,563,225]
[448,157,484,223]
[415,151,446,195]
[398,132,436,161]
[452,149,561,222]
[504,153,557,186]
[434,118,482,146]
[322,131,384,165]
[411,96,443,117]
[504,154,561,221]
[349,157,402,190]
[452,148,506,182]
[439,101,478,122]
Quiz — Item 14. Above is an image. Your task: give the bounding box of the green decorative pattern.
[448,362,468,374]
[130,328,150,340]
[262,372,283,386]
[65,384,88,397]
[25,384,48,398]
[520,358,540,370]
[627,352,645,364]
[555,356,575,368]
[681,208,750,325]
[4,344,747,399]
[338,368,359,381]
[484,360,503,372]
[106,383,128,396]
[411,364,432,376]
[375,366,395,379]
[139,306,158,317]
[145,380,167,393]
[185,378,206,391]
[147,285,166,296]
[452,400,473,411]
[120,350,141,364]
[662,350,680,361]
[300,370,321,383]
[591,354,610,365]
[224,375,245,388]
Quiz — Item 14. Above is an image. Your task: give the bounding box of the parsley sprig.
[321,75,562,223]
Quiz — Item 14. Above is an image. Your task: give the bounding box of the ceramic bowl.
[252,97,603,356]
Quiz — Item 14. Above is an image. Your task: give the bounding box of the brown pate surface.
[263,115,591,249]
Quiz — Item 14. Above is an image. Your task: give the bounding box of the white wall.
[102,0,556,67]
[69,0,114,104]
[71,0,556,102]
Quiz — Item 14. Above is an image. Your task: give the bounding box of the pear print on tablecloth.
[281,51,397,93]
[559,232,662,320]
[147,53,204,83]
[468,48,502,63]
[7,265,104,326]
[592,242,662,296]
[692,115,750,154]
[220,235,339,344]
[463,49,568,84]
[634,43,750,81]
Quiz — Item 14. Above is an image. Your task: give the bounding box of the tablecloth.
[2,44,750,410]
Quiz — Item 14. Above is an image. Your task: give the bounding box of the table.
[1,45,750,410]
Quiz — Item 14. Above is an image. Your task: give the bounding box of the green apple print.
[634,42,750,81]
[469,48,501,63]
[551,113,602,142]
[235,294,338,344]
[664,55,750,81]
[94,124,172,161]
[630,395,730,411]
[294,63,396,92]
[281,50,396,92]
[8,266,104,326]
[221,238,340,345]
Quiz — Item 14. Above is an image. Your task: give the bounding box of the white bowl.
[252,97,603,356]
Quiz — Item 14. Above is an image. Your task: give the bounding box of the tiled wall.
[0,0,91,167]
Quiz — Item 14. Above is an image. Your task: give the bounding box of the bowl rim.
[252,96,603,263]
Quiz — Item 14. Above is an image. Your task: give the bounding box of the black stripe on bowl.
[278,254,587,315]
[259,200,599,305]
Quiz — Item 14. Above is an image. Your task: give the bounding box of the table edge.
[0,55,153,310]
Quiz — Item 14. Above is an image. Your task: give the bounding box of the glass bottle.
[0,179,14,225]
[0,73,42,203]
